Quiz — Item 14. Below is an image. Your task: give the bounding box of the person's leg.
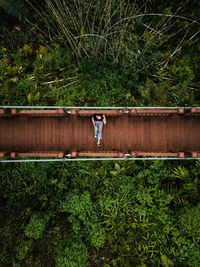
[97,121,103,145]
[94,122,98,138]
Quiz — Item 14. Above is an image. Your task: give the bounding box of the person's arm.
[103,114,106,125]
[92,116,95,125]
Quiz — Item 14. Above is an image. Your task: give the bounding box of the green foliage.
[170,57,194,83]
[177,203,200,241]
[56,66,133,106]
[25,213,46,240]
[1,160,200,266]
[1,0,200,266]
[38,0,136,62]
[33,46,69,76]
[173,165,200,203]
[154,55,195,106]
[0,0,29,21]
[97,163,174,266]
[160,254,174,267]
[60,189,106,248]
[16,240,32,261]
[55,235,89,267]
[173,165,189,180]
[186,245,200,267]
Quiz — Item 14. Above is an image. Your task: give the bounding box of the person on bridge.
[92,114,106,147]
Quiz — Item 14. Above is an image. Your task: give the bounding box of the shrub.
[25,214,46,240]
[15,240,32,261]
[60,189,106,248]
[55,235,89,267]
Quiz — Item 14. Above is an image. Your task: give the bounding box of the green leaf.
[0,0,29,21]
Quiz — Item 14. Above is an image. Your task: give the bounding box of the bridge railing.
[1,150,200,162]
[1,106,200,117]
[1,157,200,163]
[0,105,199,109]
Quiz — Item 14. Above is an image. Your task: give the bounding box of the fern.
[173,166,189,180]
[0,0,29,21]
[38,46,49,57]
[173,165,200,202]
[0,57,9,66]
[195,159,200,168]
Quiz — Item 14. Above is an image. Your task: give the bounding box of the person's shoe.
[97,142,100,147]
[94,135,97,139]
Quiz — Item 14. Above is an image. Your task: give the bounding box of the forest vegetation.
[0,0,200,266]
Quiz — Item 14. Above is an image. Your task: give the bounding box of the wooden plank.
[0,111,200,157]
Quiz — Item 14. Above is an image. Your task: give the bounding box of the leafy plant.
[60,189,106,248]
[55,234,89,267]
[15,240,32,261]
[173,165,200,203]
[0,0,29,21]
[177,203,200,241]
[25,213,46,240]
[173,166,189,180]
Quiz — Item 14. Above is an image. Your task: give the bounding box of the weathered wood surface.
[1,113,200,156]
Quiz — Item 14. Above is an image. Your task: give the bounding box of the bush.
[15,240,32,261]
[60,189,106,248]
[177,203,200,241]
[25,213,46,240]
[55,235,89,267]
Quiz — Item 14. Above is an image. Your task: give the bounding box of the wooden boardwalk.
[1,109,200,158]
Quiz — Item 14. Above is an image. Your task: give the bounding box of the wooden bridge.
[1,107,200,161]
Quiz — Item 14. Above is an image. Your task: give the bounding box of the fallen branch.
[57,81,77,90]
[42,79,64,85]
